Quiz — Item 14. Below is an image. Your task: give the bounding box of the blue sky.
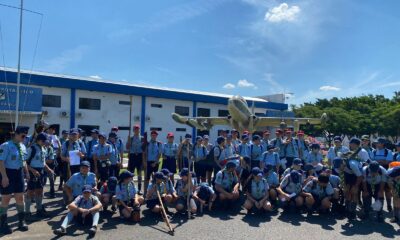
[0,0,399,105]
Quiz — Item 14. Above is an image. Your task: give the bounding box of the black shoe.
[25,212,35,222]
[389,217,399,223]
[0,214,12,235]
[54,227,67,236]
[376,214,384,223]
[57,185,63,191]
[49,192,56,199]
[17,213,28,231]
[37,208,49,218]
[137,190,143,196]
[387,205,393,212]
[111,206,117,213]
[88,226,97,236]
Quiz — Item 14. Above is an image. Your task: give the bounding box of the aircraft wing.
[172,113,229,130]
[255,113,326,131]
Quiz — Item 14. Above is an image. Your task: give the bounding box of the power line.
[0,2,43,15]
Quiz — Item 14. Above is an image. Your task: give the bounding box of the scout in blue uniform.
[177,133,193,171]
[64,161,97,204]
[214,161,239,207]
[211,136,227,186]
[263,165,279,207]
[144,131,163,196]
[371,137,393,212]
[116,171,144,221]
[306,143,323,166]
[111,126,125,163]
[238,134,251,186]
[250,135,263,169]
[361,135,374,160]
[108,132,121,178]
[25,133,54,219]
[231,129,241,148]
[327,136,350,168]
[296,130,309,161]
[282,130,299,169]
[272,129,285,159]
[146,172,169,214]
[193,136,208,183]
[0,126,30,234]
[160,168,178,204]
[394,142,400,162]
[45,124,59,198]
[261,130,270,151]
[323,168,342,214]
[303,173,334,215]
[244,167,272,213]
[387,167,400,223]
[57,130,69,191]
[202,135,214,185]
[261,144,280,173]
[162,132,178,181]
[86,129,99,172]
[175,168,197,214]
[224,134,237,157]
[61,128,86,176]
[99,176,118,212]
[277,170,304,211]
[361,161,386,221]
[193,182,216,213]
[126,125,144,193]
[54,185,102,237]
[93,132,112,186]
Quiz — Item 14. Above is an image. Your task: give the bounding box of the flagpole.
[15,0,24,129]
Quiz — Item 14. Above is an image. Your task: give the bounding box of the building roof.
[0,67,288,110]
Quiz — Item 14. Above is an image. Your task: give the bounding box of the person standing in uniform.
[61,128,86,176]
[296,130,309,163]
[162,132,178,183]
[25,133,54,219]
[261,130,270,150]
[58,130,69,191]
[193,136,207,183]
[0,126,30,234]
[177,134,193,171]
[212,137,226,186]
[93,133,112,188]
[144,131,163,196]
[261,145,280,174]
[224,134,237,157]
[306,143,324,166]
[44,135,57,198]
[371,137,393,212]
[86,129,99,172]
[250,135,264,169]
[126,125,144,194]
[111,127,124,169]
[238,134,251,187]
[327,136,350,168]
[282,130,299,170]
[231,129,241,149]
[108,132,121,178]
[361,135,374,160]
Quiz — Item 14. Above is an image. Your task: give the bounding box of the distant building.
[0,67,288,142]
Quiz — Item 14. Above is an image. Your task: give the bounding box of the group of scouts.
[1,124,400,237]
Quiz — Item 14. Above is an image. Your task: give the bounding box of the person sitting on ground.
[64,161,97,205]
[116,171,144,222]
[146,172,169,214]
[54,185,102,237]
[193,182,216,213]
[244,167,272,214]
[263,165,279,207]
[175,168,197,215]
[214,161,240,208]
[277,170,304,212]
[160,168,178,205]
[99,176,118,213]
[303,173,334,215]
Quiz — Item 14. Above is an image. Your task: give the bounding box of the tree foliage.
[292,93,400,139]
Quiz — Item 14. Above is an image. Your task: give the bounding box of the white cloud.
[319,85,341,91]
[237,79,258,89]
[223,83,236,89]
[89,75,102,79]
[265,3,301,23]
[45,45,89,72]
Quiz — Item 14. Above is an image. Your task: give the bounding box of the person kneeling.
[54,185,102,237]
[244,167,272,214]
[303,173,334,215]
[175,168,197,215]
[99,176,118,213]
[277,170,304,212]
[214,161,240,208]
[193,182,216,213]
[146,172,170,214]
[116,171,144,222]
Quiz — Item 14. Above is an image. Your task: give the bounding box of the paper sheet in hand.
[69,150,80,166]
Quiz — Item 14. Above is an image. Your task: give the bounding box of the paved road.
[1,189,399,240]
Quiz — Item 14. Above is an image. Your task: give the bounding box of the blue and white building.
[0,67,288,142]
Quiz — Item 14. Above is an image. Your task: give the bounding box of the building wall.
[41,86,71,133]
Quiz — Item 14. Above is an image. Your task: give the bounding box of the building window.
[79,98,101,110]
[151,104,162,108]
[118,126,130,131]
[77,125,100,137]
[42,95,61,108]
[218,110,229,117]
[197,108,210,117]
[119,101,130,105]
[197,129,209,137]
[176,128,186,132]
[150,127,162,131]
[175,106,189,116]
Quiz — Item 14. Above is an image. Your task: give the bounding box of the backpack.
[205,145,222,163]
[26,145,37,165]
[372,148,389,158]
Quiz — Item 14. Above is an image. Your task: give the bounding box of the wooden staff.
[186,143,192,219]
[156,187,174,235]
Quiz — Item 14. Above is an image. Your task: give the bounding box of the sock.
[0,206,6,216]
[362,197,371,214]
[25,197,32,213]
[16,204,24,213]
[35,196,43,211]
[393,207,398,219]
[92,212,100,227]
[61,212,74,229]
[396,209,400,219]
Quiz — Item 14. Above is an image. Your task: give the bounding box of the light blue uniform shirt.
[238,143,251,158]
[224,144,236,158]
[108,141,120,165]
[93,143,112,161]
[261,139,270,151]
[303,180,334,198]
[283,140,299,158]
[327,146,349,164]
[66,172,96,197]
[27,144,47,168]
[86,139,99,158]
[249,179,269,199]
[372,148,393,163]
[265,171,279,187]
[115,137,125,154]
[163,142,178,157]
[147,141,163,162]
[147,182,170,200]
[193,145,207,160]
[280,174,302,194]
[362,165,387,185]
[262,151,280,167]
[61,140,86,158]
[215,169,238,191]
[329,175,340,188]
[129,135,143,154]
[115,182,137,202]
[306,152,324,165]
[250,144,264,161]
[0,141,27,169]
[296,139,309,160]
[272,138,285,158]
[46,146,56,161]
[175,179,196,197]
[74,195,100,209]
